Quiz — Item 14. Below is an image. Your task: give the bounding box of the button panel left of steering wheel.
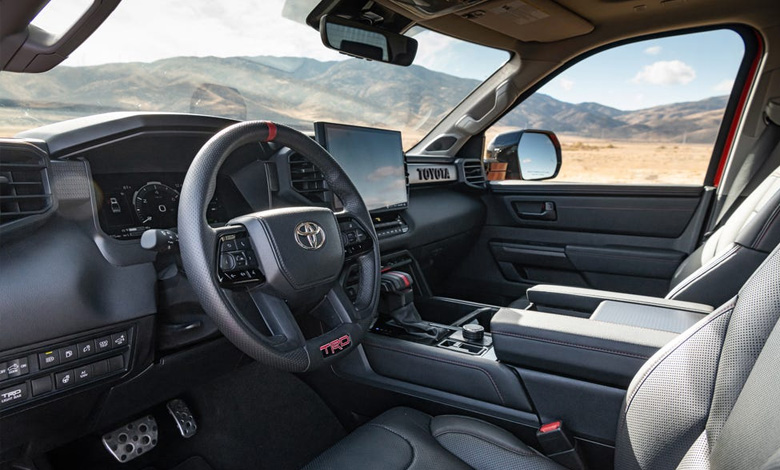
[217,232,264,287]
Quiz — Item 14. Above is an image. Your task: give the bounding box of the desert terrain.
[485,127,711,185]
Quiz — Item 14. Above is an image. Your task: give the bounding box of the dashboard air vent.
[289,153,328,203]
[459,159,487,189]
[0,144,52,224]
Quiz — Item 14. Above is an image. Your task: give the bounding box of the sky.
[541,29,745,110]
[33,0,508,81]
[32,0,744,110]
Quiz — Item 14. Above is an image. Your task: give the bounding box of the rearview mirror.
[319,15,418,66]
[487,130,562,181]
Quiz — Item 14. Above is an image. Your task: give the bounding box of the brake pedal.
[167,398,198,438]
[102,415,158,463]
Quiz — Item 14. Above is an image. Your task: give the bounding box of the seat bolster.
[304,408,471,470]
[431,415,565,470]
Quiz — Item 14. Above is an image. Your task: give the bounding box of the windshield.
[0,0,508,148]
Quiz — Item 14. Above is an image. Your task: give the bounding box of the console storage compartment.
[491,308,678,387]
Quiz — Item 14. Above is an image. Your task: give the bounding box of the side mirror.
[319,15,418,67]
[487,130,562,181]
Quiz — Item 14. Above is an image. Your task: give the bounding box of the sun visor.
[457,0,593,42]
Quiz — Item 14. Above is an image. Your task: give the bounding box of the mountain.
[0,55,726,143]
[498,94,728,143]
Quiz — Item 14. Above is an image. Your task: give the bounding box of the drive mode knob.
[462,324,485,342]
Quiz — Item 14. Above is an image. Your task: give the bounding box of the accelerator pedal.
[167,398,198,438]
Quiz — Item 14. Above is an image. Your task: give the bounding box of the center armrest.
[591,300,705,333]
[526,284,714,314]
[491,307,678,387]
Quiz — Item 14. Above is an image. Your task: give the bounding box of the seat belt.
[708,99,780,233]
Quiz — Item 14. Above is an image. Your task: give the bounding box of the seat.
[510,108,780,310]
[307,243,780,469]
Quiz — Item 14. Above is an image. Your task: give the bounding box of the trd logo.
[416,167,451,181]
[319,334,351,358]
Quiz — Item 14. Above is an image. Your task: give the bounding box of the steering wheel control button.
[31,376,53,397]
[55,370,75,390]
[38,351,60,369]
[217,232,263,287]
[220,253,237,271]
[111,332,128,349]
[167,398,198,438]
[220,238,237,252]
[339,219,372,257]
[0,382,29,410]
[75,365,92,384]
[102,415,159,463]
[77,340,96,358]
[235,237,251,250]
[96,336,112,352]
[59,345,78,363]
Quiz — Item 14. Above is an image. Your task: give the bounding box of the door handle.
[517,202,557,221]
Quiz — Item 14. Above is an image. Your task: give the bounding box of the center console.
[332,252,716,465]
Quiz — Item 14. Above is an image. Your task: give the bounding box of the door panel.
[444,184,713,306]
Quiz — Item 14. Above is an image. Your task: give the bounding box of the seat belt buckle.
[536,421,586,470]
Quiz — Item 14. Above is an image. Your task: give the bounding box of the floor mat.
[49,362,346,470]
[169,456,213,470]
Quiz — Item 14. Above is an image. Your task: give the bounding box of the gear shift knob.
[379,271,442,340]
[380,271,415,313]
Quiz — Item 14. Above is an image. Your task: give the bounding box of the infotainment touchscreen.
[314,122,408,212]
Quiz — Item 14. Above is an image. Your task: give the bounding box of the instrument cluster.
[94,172,230,240]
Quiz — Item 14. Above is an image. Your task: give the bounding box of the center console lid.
[491,308,678,387]
[527,284,714,315]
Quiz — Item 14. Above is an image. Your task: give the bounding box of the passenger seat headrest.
[767,98,780,127]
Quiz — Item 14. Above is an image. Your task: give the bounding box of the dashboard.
[0,112,487,458]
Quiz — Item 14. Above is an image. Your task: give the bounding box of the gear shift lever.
[380,271,442,340]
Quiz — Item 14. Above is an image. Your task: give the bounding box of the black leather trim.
[362,334,534,411]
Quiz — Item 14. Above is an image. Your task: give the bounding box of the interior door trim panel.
[500,194,701,237]
[490,182,705,197]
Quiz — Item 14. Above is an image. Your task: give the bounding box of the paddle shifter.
[379,271,443,340]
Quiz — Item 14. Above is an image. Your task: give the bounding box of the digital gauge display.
[93,172,235,240]
[133,182,180,229]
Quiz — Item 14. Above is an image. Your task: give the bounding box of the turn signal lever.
[141,229,178,253]
[379,271,443,340]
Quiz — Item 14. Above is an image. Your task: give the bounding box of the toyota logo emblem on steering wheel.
[294,221,326,250]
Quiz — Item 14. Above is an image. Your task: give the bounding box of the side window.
[485,29,745,185]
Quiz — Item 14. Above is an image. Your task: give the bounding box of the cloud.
[644,46,662,56]
[632,60,696,85]
[558,77,574,91]
[712,79,734,93]
[367,166,402,181]
[61,0,346,66]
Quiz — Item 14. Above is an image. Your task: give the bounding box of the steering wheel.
[178,121,381,372]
